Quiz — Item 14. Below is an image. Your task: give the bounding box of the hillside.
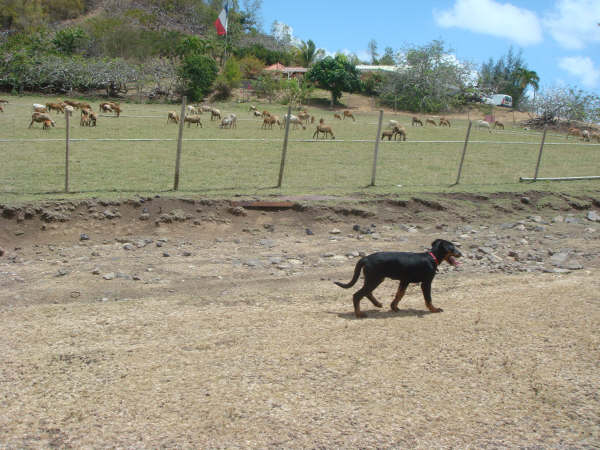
[1,0,218,35]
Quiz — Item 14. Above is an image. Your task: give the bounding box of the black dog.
[335,239,462,318]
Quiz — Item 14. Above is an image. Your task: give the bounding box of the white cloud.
[542,0,600,50]
[558,56,600,88]
[434,0,543,46]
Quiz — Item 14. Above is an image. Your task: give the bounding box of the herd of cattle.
[0,98,597,142]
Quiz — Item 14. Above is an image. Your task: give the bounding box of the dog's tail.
[334,258,364,289]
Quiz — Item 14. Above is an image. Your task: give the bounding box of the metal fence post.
[454,120,472,185]
[173,96,187,191]
[369,110,384,186]
[277,105,292,188]
[65,112,70,193]
[533,125,548,181]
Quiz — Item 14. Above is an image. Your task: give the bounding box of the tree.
[377,40,474,113]
[239,0,263,32]
[368,39,378,64]
[379,47,395,65]
[306,55,362,107]
[0,0,46,31]
[178,54,219,101]
[532,86,600,123]
[515,67,540,103]
[297,39,324,67]
[223,58,242,86]
[52,26,89,55]
[271,20,293,47]
[478,47,532,107]
[252,71,281,103]
[175,36,213,59]
[238,55,264,78]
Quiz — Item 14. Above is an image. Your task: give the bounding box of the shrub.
[52,26,89,55]
[238,55,264,79]
[178,54,218,101]
[252,71,281,103]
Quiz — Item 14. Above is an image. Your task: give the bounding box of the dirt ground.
[1,193,599,447]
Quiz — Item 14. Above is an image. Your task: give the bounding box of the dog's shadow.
[330,308,434,320]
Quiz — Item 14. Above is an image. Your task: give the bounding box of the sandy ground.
[1,197,599,447]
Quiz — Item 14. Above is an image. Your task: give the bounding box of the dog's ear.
[431,239,442,249]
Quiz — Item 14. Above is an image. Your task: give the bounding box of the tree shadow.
[328,308,434,320]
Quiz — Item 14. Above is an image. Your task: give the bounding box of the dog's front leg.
[421,282,443,313]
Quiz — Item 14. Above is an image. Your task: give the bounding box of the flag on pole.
[214,2,229,36]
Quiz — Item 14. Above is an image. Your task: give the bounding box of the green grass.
[1,93,599,203]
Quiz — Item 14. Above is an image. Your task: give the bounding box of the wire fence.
[1,98,599,195]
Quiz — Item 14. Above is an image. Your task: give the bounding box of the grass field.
[1,94,599,203]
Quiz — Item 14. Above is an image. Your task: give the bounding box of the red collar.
[428,252,439,265]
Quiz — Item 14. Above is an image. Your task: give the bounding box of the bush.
[238,55,264,79]
[0,52,139,94]
[178,54,218,102]
[252,72,281,103]
[52,26,89,55]
[222,58,242,88]
[233,44,293,66]
[212,79,232,101]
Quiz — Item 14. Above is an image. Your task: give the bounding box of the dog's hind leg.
[390,280,409,312]
[366,293,383,308]
[421,282,443,313]
[353,276,384,318]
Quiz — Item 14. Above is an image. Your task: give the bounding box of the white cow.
[477,120,492,133]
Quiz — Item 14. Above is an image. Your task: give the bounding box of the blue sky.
[258,0,600,95]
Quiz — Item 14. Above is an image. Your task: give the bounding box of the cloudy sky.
[259,0,600,95]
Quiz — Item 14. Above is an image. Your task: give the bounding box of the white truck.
[484,94,513,108]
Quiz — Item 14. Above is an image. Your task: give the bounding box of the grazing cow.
[184,115,203,127]
[477,120,492,133]
[567,127,583,139]
[283,114,306,130]
[412,116,423,127]
[342,110,355,121]
[210,109,221,121]
[313,119,335,139]
[167,111,179,124]
[29,112,55,129]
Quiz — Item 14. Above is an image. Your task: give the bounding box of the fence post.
[173,96,187,191]
[533,125,548,181]
[369,110,384,186]
[65,112,70,193]
[454,120,472,185]
[277,104,292,188]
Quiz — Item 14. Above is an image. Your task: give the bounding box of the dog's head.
[431,239,462,266]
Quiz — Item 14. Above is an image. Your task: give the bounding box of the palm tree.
[298,40,325,67]
[516,68,540,102]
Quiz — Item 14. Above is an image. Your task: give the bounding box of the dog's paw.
[355,312,368,319]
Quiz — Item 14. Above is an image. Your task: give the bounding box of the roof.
[265,63,308,73]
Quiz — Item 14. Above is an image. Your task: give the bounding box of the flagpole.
[223,0,229,66]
